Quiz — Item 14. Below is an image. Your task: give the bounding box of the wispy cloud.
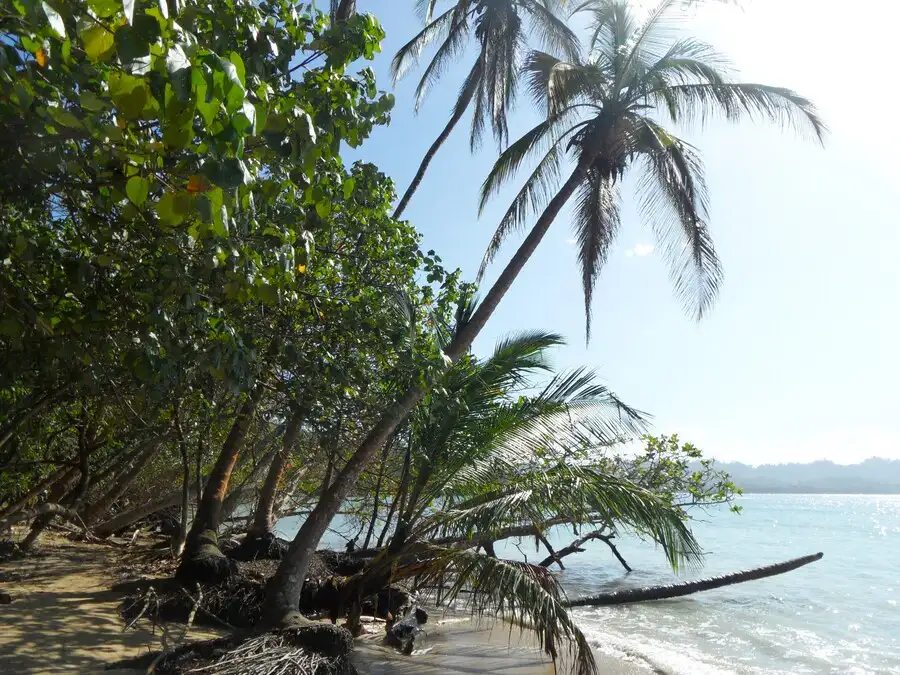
[624,243,655,258]
[565,238,578,245]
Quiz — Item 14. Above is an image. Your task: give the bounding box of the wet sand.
[352,611,648,675]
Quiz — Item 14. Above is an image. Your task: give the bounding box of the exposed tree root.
[228,531,290,561]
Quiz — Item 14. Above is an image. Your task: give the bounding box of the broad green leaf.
[126,175,149,205]
[233,99,256,135]
[42,2,65,37]
[206,159,252,189]
[156,191,192,226]
[80,90,105,111]
[81,23,116,62]
[228,51,245,88]
[108,72,151,119]
[115,25,150,63]
[87,0,119,18]
[315,199,331,218]
[342,177,355,200]
[48,107,82,128]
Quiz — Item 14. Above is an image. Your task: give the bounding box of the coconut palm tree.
[476,0,825,338]
[390,0,580,218]
[336,332,702,674]
[263,0,824,626]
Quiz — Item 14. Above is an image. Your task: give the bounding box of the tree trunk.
[184,386,264,552]
[94,486,196,538]
[0,466,67,519]
[249,408,304,537]
[377,436,411,548]
[18,470,82,550]
[361,437,393,551]
[264,386,423,622]
[263,159,591,622]
[392,102,468,220]
[445,161,590,361]
[173,402,191,557]
[0,384,69,451]
[565,553,824,607]
[82,435,166,525]
[1,503,85,531]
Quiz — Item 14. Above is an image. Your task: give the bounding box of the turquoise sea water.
[523,494,900,674]
[282,494,900,674]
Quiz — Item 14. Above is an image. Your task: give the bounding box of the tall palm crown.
[390,0,579,218]
[478,0,826,337]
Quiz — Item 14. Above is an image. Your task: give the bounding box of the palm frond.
[634,120,721,319]
[573,173,620,341]
[525,51,598,115]
[394,546,600,675]
[391,7,460,84]
[428,463,703,570]
[654,82,827,142]
[412,11,473,110]
[520,0,582,61]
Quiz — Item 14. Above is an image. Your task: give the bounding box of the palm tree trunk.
[184,385,264,553]
[565,553,824,607]
[248,408,305,537]
[446,160,590,360]
[263,160,591,623]
[393,104,468,220]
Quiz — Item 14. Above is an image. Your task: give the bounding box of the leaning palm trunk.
[393,100,470,219]
[263,158,593,621]
[566,552,823,607]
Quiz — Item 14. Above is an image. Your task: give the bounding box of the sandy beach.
[352,612,648,675]
[0,535,643,674]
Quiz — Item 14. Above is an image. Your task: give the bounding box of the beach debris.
[386,607,428,655]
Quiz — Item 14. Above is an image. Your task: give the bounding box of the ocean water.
[509,494,900,674]
[282,494,900,673]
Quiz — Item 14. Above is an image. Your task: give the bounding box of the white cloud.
[624,243,655,258]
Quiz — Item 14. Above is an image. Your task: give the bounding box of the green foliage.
[0,0,466,525]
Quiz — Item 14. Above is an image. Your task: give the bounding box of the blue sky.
[346,0,899,465]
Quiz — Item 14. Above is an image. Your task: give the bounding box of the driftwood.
[566,552,824,607]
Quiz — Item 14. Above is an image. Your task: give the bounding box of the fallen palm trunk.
[566,552,823,607]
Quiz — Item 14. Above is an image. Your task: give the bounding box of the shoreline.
[0,535,648,674]
[352,610,649,675]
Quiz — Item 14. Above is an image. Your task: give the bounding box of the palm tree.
[263,0,823,625]
[337,332,702,674]
[476,0,825,338]
[390,0,580,218]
